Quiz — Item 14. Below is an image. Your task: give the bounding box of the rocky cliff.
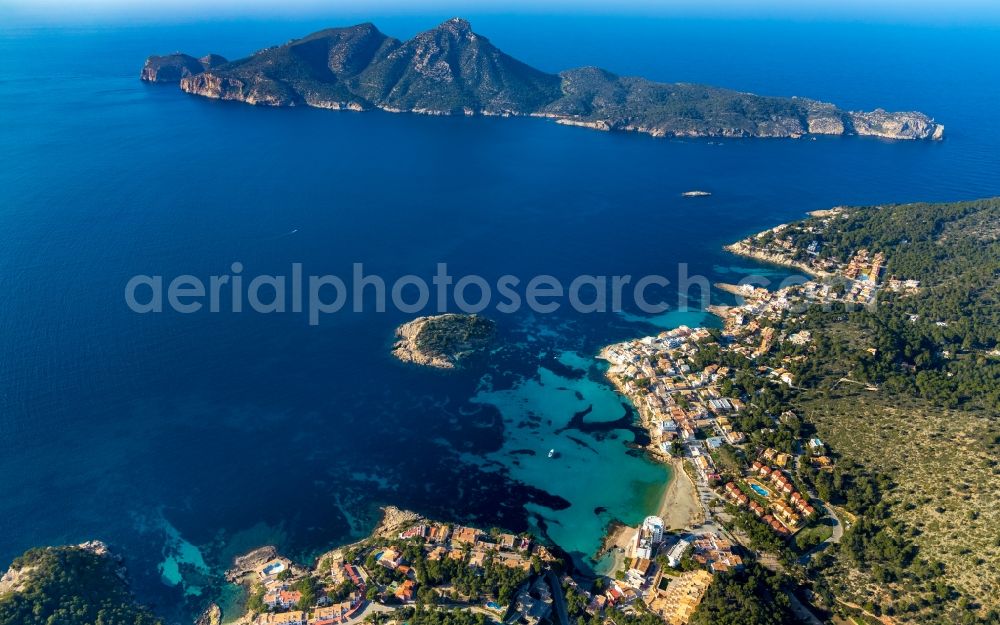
[146,18,944,141]
[392,313,496,369]
[140,53,227,83]
[0,542,161,625]
[848,108,946,140]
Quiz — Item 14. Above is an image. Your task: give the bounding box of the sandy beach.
[596,522,638,574]
[658,458,703,530]
[594,457,703,573]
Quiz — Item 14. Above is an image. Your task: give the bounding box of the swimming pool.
[262,562,286,576]
[749,483,770,498]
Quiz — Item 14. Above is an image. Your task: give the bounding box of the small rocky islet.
[392,313,496,369]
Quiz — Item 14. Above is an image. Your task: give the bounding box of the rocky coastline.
[392,313,495,369]
[207,506,423,625]
[140,53,227,83]
[142,18,944,142]
[0,540,123,595]
[214,505,562,625]
[723,240,831,278]
[0,541,159,624]
[195,603,222,625]
[226,545,281,584]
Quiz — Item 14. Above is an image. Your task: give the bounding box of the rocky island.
[141,18,944,141]
[392,313,496,369]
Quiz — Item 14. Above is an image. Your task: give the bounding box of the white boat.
[547,449,556,458]
[682,190,711,197]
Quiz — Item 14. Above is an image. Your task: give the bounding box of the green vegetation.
[163,19,938,139]
[727,509,793,562]
[785,198,1000,410]
[326,576,357,602]
[710,443,745,475]
[418,552,528,605]
[395,606,494,625]
[690,562,797,625]
[246,583,266,614]
[413,315,496,363]
[797,391,1000,624]
[752,198,1000,622]
[801,458,886,515]
[597,605,676,625]
[791,519,834,553]
[293,576,320,610]
[0,546,161,625]
[362,538,529,606]
[544,67,834,138]
[563,583,589,617]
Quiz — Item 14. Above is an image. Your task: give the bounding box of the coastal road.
[342,601,394,625]
[363,601,498,623]
[681,444,738,543]
[680,440,825,625]
[545,571,570,625]
[436,602,505,620]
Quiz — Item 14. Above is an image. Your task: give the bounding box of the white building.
[633,534,653,560]
[642,516,665,544]
[666,538,692,568]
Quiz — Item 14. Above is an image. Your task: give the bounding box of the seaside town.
[227,507,564,625]
[3,2,998,622]
[233,504,745,625]
[226,219,918,625]
[590,216,923,623]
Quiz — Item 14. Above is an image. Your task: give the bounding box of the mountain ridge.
[142,18,944,141]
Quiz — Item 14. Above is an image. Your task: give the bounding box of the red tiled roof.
[280,590,302,603]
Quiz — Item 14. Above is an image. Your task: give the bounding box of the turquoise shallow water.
[1,14,1000,622]
[471,348,668,570]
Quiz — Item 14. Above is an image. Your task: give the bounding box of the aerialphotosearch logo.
[124,262,808,325]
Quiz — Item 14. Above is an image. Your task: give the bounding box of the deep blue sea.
[1,13,999,623]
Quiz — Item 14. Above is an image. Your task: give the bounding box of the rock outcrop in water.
[144,18,944,141]
[393,313,496,369]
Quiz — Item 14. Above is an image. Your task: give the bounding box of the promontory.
[142,18,944,141]
[0,541,161,625]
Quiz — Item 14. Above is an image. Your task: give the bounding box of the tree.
[0,547,163,625]
[246,584,266,614]
[530,555,542,575]
[690,562,796,625]
[293,576,319,610]
[417,586,438,607]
